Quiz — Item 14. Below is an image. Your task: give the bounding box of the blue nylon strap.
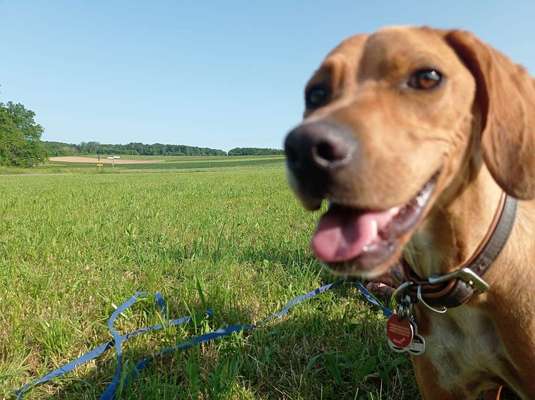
[260,282,340,325]
[15,292,196,400]
[353,281,393,317]
[15,341,113,399]
[119,284,341,392]
[154,292,166,314]
[123,323,254,388]
[15,280,391,399]
[123,314,193,341]
[100,292,209,400]
[100,292,142,400]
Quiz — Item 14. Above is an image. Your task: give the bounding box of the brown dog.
[284,26,535,399]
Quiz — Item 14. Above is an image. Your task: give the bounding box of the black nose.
[284,121,356,173]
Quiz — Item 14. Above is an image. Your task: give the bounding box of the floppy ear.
[445,30,535,200]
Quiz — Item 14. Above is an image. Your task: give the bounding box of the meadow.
[0,156,417,399]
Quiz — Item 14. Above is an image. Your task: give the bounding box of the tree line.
[1,100,285,166]
[227,147,284,156]
[43,141,227,156]
[45,143,284,157]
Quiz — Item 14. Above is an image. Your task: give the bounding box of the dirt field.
[49,156,162,164]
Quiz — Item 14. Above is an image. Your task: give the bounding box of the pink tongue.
[312,206,398,263]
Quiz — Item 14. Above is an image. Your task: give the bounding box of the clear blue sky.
[1,1,534,151]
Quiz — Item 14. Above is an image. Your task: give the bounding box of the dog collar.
[399,192,517,310]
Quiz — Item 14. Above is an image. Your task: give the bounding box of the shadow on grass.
[159,239,319,270]
[19,295,523,400]
[236,245,319,270]
[14,244,520,400]
[20,291,420,400]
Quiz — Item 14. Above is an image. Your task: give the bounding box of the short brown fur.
[293,26,535,399]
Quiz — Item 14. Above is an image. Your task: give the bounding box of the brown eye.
[305,86,330,109]
[408,69,443,90]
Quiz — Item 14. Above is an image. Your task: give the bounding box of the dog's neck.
[405,164,504,278]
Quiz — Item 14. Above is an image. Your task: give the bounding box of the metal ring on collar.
[389,281,414,310]
[417,285,448,314]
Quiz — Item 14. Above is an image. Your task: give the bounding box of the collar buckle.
[427,267,490,292]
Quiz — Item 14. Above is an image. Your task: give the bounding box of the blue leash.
[353,281,393,318]
[15,281,391,399]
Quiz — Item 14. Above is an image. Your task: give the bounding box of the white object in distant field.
[106,155,120,166]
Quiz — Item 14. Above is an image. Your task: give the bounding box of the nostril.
[285,122,356,172]
[315,139,348,163]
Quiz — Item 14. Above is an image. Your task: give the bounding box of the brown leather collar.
[400,192,517,309]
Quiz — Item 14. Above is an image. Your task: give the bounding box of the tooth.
[416,196,425,207]
[370,220,378,237]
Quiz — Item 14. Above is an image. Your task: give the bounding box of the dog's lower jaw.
[286,168,322,210]
[322,242,405,279]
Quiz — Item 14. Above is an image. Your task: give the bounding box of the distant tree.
[42,141,80,156]
[42,140,227,157]
[0,102,46,166]
[228,147,284,156]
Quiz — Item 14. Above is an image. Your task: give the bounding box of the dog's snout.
[314,136,350,166]
[284,121,356,173]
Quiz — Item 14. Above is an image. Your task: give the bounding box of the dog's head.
[284,26,535,278]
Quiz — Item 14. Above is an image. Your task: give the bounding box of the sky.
[1,1,535,151]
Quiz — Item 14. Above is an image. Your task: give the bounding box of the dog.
[284,26,535,399]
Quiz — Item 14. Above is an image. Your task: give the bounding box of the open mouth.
[311,173,439,274]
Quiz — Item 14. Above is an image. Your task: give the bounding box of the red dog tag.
[386,314,414,348]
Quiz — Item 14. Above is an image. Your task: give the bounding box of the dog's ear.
[445,30,535,200]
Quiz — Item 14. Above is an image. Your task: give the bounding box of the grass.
[52,155,284,162]
[0,156,285,175]
[0,157,418,399]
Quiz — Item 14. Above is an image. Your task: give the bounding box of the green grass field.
[0,155,285,175]
[0,157,417,399]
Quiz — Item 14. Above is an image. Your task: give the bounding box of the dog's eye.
[305,86,330,109]
[408,69,443,90]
